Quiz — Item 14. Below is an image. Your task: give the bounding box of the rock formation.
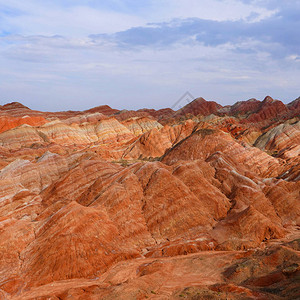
[0,96,299,299]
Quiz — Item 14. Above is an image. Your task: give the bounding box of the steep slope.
[21,201,140,288]
[0,97,299,299]
[175,97,222,117]
[162,128,282,177]
[242,96,288,125]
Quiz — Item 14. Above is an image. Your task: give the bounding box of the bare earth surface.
[0,96,299,299]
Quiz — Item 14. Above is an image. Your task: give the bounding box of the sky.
[0,0,299,111]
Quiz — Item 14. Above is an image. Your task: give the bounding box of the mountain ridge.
[0,95,299,299]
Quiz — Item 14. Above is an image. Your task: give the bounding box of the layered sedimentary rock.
[121,116,163,136]
[229,98,261,116]
[123,119,197,159]
[175,97,222,117]
[242,96,288,124]
[0,118,134,150]
[0,96,299,299]
[0,115,48,134]
[11,241,300,300]
[162,128,283,177]
[255,120,300,155]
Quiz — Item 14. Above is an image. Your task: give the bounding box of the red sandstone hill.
[84,104,120,115]
[243,96,288,124]
[229,98,261,116]
[175,97,223,117]
[287,97,300,118]
[0,96,299,299]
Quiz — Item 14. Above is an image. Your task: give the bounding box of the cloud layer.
[0,0,299,111]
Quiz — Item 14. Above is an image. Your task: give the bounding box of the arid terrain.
[0,96,299,300]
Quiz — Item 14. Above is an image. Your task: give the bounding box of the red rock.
[287,97,300,120]
[121,116,162,136]
[12,245,300,299]
[244,96,289,124]
[255,120,300,156]
[230,98,261,115]
[212,205,286,250]
[0,115,48,133]
[0,99,299,299]
[171,160,231,220]
[0,117,135,150]
[21,201,140,288]
[162,128,282,177]
[138,107,175,123]
[0,218,35,294]
[1,102,30,110]
[175,97,223,117]
[113,110,150,121]
[134,163,214,242]
[84,104,119,115]
[264,180,300,226]
[123,119,196,159]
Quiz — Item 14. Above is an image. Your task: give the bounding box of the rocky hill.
[0,96,299,299]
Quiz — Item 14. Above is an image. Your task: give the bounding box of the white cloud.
[121,0,276,26]
[0,0,299,111]
[0,32,299,111]
[0,1,145,36]
[0,0,276,37]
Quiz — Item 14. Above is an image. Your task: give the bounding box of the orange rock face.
[0,96,299,299]
[0,115,48,134]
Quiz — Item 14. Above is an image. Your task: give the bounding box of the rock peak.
[262,96,275,103]
[2,102,30,110]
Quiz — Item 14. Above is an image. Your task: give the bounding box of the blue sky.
[0,0,299,111]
